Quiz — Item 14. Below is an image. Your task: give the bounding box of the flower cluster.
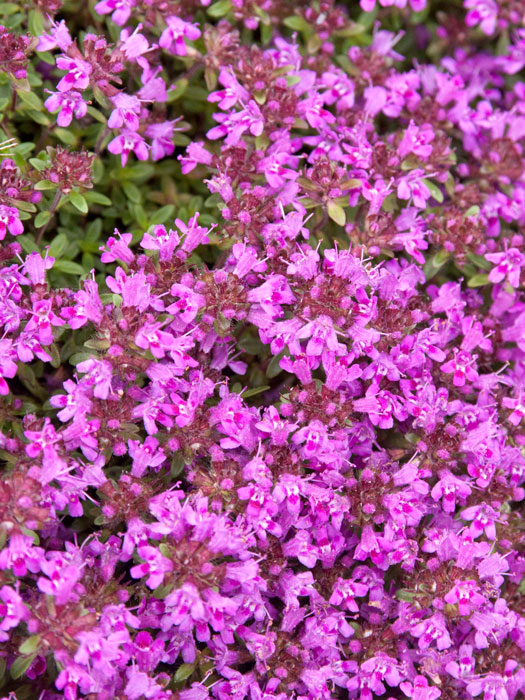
[0,0,524,699]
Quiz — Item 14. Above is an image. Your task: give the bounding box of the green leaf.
[16,89,43,111]
[122,181,142,204]
[172,132,190,146]
[465,251,492,271]
[423,179,444,204]
[283,15,311,32]
[86,106,107,123]
[34,179,57,191]
[207,0,232,17]
[18,635,41,655]
[14,200,37,213]
[130,203,149,229]
[174,663,196,683]
[423,249,450,280]
[255,132,269,150]
[69,191,88,214]
[123,163,155,182]
[467,273,490,288]
[0,3,19,15]
[266,351,285,378]
[48,343,61,368]
[465,205,480,218]
[171,452,185,478]
[47,233,68,259]
[166,79,188,103]
[34,210,51,228]
[54,127,78,146]
[334,22,366,37]
[327,201,346,226]
[150,205,175,226]
[69,352,94,366]
[10,654,37,680]
[17,234,39,254]
[83,191,112,206]
[241,385,269,399]
[204,67,217,91]
[27,8,44,36]
[53,260,85,275]
[29,157,48,172]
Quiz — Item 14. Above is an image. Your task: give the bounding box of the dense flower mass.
[0,0,524,699]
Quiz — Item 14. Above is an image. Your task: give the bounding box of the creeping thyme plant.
[0,0,525,697]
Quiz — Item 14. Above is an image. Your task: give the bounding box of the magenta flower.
[441,349,479,386]
[464,0,498,35]
[208,68,249,109]
[0,586,28,642]
[44,90,88,127]
[99,230,135,264]
[431,470,472,513]
[145,120,178,161]
[397,170,432,209]
[107,93,142,131]
[94,0,136,25]
[0,205,23,239]
[128,437,166,477]
[486,248,525,288]
[159,16,201,56]
[444,580,486,615]
[107,131,149,166]
[411,613,452,651]
[130,545,173,589]
[56,56,92,92]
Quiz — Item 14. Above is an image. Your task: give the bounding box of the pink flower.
[441,349,479,386]
[431,470,472,513]
[0,586,28,641]
[159,16,201,56]
[107,131,149,166]
[128,437,166,477]
[401,676,441,700]
[444,580,485,615]
[464,0,498,35]
[56,56,92,92]
[502,394,525,425]
[130,545,173,589]
[107,93,142,131]
[37,19,72,52]
[397,169,432,209]
[398,120,435,160]
[486,248,525,288]
[44,90,88,127]
[99,230,135,264]
[0,205,23,239]
[411,613,452,651]
[94,0,136,25]
[208,68,249,109]
[145,120,178,161]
